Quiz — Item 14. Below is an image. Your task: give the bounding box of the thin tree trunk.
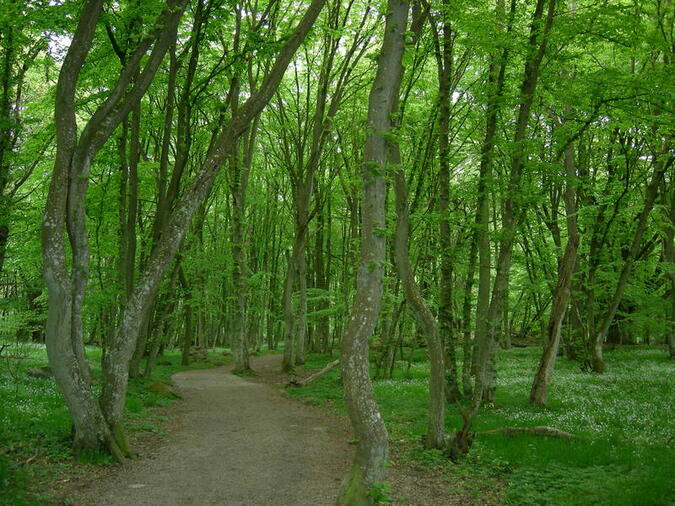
[474,0,556,404]
[392,166,446,449]
[434,1,461,402]
[661,180,675,358]
[530,140,579,406]
[471,0,515,380]
[451,0,556,457]
[179,265,193,366]
[99,0,325,456]
[281,248,296,372]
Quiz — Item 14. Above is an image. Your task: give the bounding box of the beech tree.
[337,0,408,501]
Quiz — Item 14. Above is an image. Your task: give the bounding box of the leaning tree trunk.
[589,144,671,372]
[337,0,408,503]
[42,0,188,459]
[41,0,119,455]
[392,166,446,449]
[530,139,579,406]
[99,0,328,453]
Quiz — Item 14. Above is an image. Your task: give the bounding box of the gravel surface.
[75,354,352,506]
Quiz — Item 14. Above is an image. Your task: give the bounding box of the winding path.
[76,355,352,505]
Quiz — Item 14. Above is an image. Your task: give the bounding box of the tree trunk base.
[232,366,256,377]
[336,466,373,506]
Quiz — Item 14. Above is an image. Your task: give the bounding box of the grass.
[0,342,231,505]
[287,346,674,505]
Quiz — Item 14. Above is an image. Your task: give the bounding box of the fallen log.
[287,359,340,387]
[480,426,577,439]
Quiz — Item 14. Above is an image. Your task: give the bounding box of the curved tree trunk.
[392,167,446,449]
[337,0,408,503]
[41,0,118,456]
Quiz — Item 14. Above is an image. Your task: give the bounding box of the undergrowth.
[287,346,674,505]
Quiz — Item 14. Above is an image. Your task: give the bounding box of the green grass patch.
[287,346,674,505]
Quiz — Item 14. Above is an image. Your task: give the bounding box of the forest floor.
[66,354,463,506]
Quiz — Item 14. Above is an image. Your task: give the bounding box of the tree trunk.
[337,0,408,502]
[230,123,253,374]
[392,167,446,449]
[41,0,120,456]
[41,0,322,459]
[661,180,675,358]
[474,0,556,404]
[471,0,514,380]
[530,140,579,406]
[281,248,296,372]
[435,1,461,402]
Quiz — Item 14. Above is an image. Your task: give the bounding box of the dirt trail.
[75,354,352,506]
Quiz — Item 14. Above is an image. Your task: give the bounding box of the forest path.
[75,354,352,505]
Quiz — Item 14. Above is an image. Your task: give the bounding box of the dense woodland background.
[0,0,673,503]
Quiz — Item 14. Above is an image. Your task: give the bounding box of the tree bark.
[41,0,118,455]
[473,0,556,404]
[661,179,675,358]
[434,0,461,402]
[471,0,515,381]
[337,0,408,502]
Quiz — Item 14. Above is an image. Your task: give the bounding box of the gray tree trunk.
[99,0,328,449]
[434,0,461,402]
[337,0,408,503]
[661,180,675,359]
[470,0,514,383]
[473,0,556,404]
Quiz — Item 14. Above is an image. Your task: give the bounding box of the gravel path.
[76,354,352,506]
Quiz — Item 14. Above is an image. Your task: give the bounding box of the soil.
[67,354,465,505]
